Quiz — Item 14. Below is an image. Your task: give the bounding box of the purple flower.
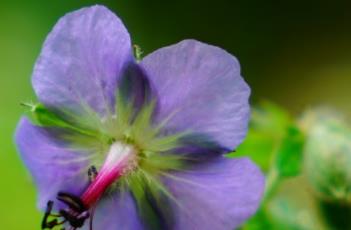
[15,5,265,230]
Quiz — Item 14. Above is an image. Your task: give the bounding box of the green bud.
[302,108,351,202]
[133,44,143,62]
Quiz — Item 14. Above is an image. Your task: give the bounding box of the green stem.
[263,168,281,202]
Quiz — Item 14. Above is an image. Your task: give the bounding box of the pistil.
[81,142,137,207]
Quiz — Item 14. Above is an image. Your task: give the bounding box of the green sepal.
[22,102,100,138]
[24,103,69,127]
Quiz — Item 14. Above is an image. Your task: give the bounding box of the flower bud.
[301,108,351,202]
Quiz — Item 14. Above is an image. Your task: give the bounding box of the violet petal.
[15,117,89,210]
[163,157,265,230]
[141,39,251,151]
[32,5,133,116]
[82,191,143,230]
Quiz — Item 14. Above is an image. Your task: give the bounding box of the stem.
[263,168,281,202]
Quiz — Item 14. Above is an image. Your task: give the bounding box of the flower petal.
[32,5,133,116]
[83,191,143,230]
[15,117,89,210]
[163,157,265,230]
[141,40,250,151]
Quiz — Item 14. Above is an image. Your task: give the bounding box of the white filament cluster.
[103,141,137,172]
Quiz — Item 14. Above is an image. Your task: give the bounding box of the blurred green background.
[1,0,351,229]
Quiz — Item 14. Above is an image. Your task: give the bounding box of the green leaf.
[229,131,276,171]
[275,125,305,177]
[241,210,273,230]
[251,101,291,137]
[229,101,292,172]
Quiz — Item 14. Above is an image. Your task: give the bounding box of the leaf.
[275,125,305,177]
[229,101,292,172]
[241,210,273,230]
[229,131,276,171]
[251,101,291,137]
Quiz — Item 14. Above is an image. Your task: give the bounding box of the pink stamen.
[80,142,136,207]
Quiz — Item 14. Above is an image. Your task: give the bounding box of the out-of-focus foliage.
[229,101,293,171]
[275,125,304,177]
[230,101,304,179]
[235,102,309,230]
[238,104,351,230]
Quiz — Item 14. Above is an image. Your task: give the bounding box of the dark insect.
[41,166,98,230]
[88,165,98,182]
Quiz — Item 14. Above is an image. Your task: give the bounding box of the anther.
[42,200,56,229]
[57,192,87,213]
[41,193,91,229]
[45,219,59,229]
[59,209,89,228]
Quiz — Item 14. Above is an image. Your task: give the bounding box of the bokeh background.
[1,0,351,229]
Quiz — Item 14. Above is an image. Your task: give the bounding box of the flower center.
[40,99,187,229]
[81,141,137,207]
